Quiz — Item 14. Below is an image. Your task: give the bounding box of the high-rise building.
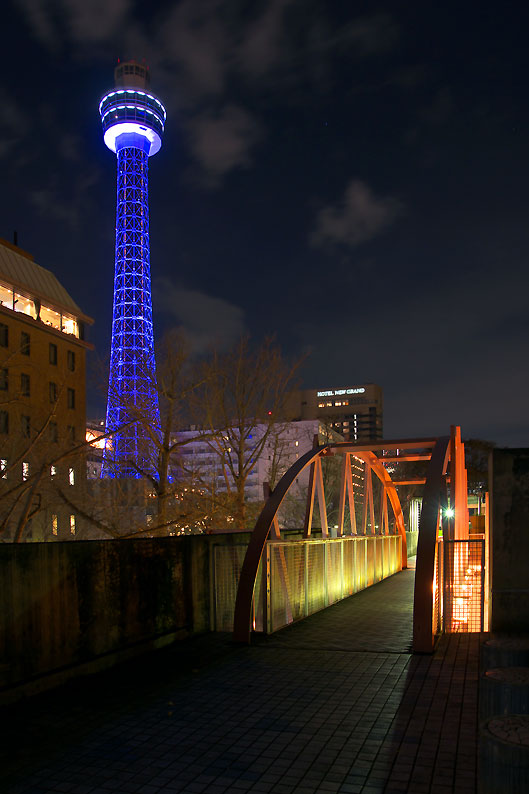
[287,384,383,441]
[99,60,166,478]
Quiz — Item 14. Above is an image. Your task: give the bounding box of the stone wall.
[491,448,529,632]
[0,532,251,698]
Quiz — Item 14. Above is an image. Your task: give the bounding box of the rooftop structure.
[287,383,383,441]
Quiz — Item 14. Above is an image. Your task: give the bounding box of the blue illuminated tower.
[99,61,166,478]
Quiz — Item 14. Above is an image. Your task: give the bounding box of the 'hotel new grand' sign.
[317,387,365,397]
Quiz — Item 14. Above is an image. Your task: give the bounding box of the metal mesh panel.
[307,543,326,614]
[366,537,375,586]
[443,539,484,633]
[213,545,247,631]
[270,544,306,632]
[375,537,384,582]
[326,542,343,604]
[382,536,390,577]
[217,536,404,637]
[342,538,355,595]
[355,538,366,591]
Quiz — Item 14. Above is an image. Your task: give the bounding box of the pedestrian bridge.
[220,426,488,653]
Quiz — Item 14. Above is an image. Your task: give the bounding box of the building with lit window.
[287,384,383,441]
[0,237,93,541]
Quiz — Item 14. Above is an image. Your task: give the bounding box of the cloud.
[28,170,101,228]
[0,88,29,161]
[238,0,295,77]
[159,0,229,97]
[185,105,261,185]
[339,13,399,56]
[16,0,131,49]
[154,278,245,354]
[64,0,130,43]
[311,180,404,249]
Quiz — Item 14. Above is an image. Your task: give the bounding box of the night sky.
[2,1,529,445]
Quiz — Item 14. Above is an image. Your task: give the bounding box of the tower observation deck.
[99,61,166,478]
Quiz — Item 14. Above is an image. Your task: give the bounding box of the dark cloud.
[185,105,262,185]
[311,180,404,250]
[17,0,131,49]
[238,0,296,77]
[154,277,245,354]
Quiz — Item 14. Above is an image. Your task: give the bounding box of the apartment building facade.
[0,238,93,541]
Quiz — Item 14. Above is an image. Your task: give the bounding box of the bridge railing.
[213,534,401,633]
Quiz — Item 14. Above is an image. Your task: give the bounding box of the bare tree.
[192,337,301,528]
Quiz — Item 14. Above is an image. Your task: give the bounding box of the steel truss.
[101,146,161,478]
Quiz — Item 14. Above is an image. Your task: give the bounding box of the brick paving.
[1,565,481,794]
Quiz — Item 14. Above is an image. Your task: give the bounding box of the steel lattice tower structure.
[99,61,166,478]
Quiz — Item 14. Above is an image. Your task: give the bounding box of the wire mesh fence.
[442,538,485,633]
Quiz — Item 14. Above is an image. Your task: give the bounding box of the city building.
[99,60,166,478]
[287,384,383,441]
[0,237,93,540]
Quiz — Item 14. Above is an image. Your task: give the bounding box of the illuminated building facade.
[0,237,93,540]
[99,61,166,478]
[288,384,383,441]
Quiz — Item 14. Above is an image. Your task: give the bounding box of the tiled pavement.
[1,565,481,794]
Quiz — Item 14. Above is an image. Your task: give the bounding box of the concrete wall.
[0,532,251,698]
[491,448,529,632]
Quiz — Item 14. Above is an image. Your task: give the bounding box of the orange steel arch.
[232,440,408,644]
[412,436,450,653]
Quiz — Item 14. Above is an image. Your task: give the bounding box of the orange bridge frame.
[233,426,470,653]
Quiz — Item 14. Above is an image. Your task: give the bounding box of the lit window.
[335,401,342,407]
[70,515,76,535]
[50,465,57,477]
[52,515,58,536]
[41,305,61,330]
[22,461,29,481]
[0,285,13,308]
[14,293,35,318]
[63,317,79,337]
[295,441,299,446]
[0,459,7,479]
[69,467,75,486]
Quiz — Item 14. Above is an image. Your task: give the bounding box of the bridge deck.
[2,566,481,794]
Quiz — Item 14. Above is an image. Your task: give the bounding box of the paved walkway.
[1,567,481,794]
